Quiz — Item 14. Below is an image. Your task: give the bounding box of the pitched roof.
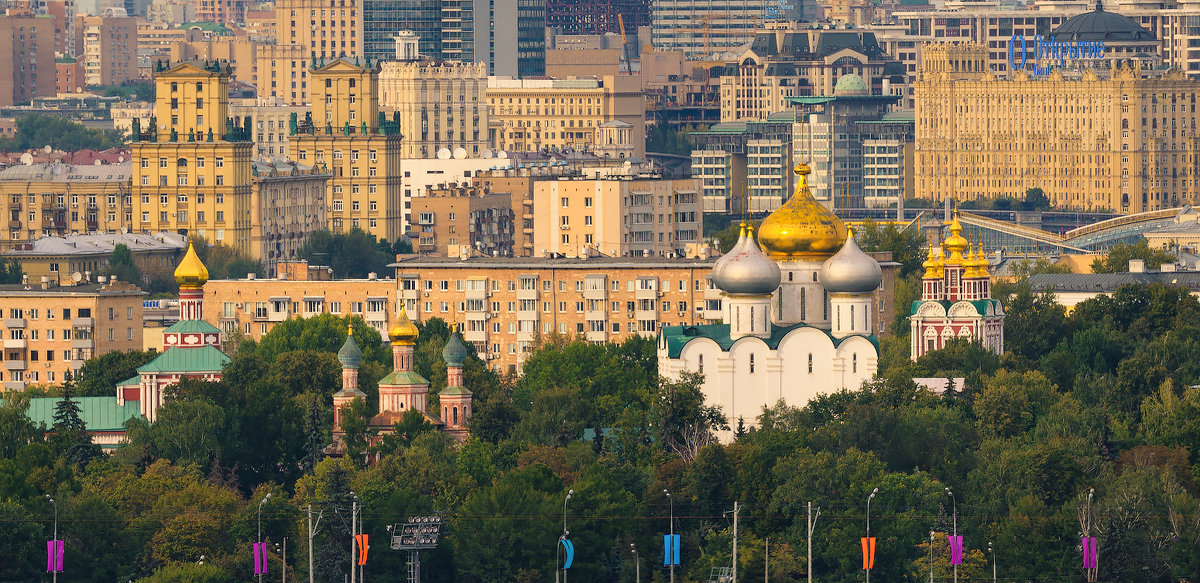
[378,370,429,387]
[25,396,143,432]
[163,320,222,335]
[136,345,229,373]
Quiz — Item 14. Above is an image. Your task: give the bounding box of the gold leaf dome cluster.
[388,303,420,345]
[173,241,210,288]
[757,164,846,259]
[942,212,969,264]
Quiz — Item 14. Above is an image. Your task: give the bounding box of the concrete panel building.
[0,14,56,107]
[75,14,138,87]
[411,182,515,257]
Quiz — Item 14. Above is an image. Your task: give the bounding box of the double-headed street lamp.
[663,489,675,583]
[946,488,958,583]
[630,543,640,583]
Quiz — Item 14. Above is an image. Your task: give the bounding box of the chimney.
[1129,259,1145,273]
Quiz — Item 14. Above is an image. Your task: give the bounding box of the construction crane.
[618,13,633,75]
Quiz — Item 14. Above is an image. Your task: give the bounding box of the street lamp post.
[257,493,271,583]
[1085,488,1095,583]
[989,542,995,583]
[663,489,675,583]
[631,543,640,583]
[559,489,573,583]
[46,495,57,583]
[929,531,935,583]
[946,488,957,583]
[866,488,878,583]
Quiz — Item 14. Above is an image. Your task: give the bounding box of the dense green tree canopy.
[0,115,123,151]
[297,228,395,279]
[1091,240,1177,273]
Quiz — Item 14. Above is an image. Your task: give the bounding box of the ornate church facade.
[658,164,883,435]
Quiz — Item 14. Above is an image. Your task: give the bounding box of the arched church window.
[807,353,813,373]
[852,353,858,373]
[750,306,754,331]
[698,354,704,374]
[850,304,855,329]
[749,353,756,374]
[453,406,459,425]
[800,288,807,320]
[837,305,841,329]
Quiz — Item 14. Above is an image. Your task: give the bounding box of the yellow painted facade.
[378,60,489,159]
[914,43,1200,214]
[288,59,405,241]
[0,163,132,240]
[486,75,645,157]
[131,61,255,254]
[0,280,145,391]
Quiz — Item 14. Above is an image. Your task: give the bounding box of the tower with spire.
[115,240,230,423]
[439,325,473,439]
[657,163,882,439]
[909,211,1005,360]
[332,324,366,436]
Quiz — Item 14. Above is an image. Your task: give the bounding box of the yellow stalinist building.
[289,58,405,241]
[131,60,255,253]
[913,43,1200,214]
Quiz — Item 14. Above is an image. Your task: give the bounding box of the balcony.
[4,318,26,328]
[516,330,536,343]
[584,310,607,322]
[3,338,27,349]
[3,381,24,391]
[635,309,658,322]
[4,360,26,371]
[463,329,487,343]
[465,311,487,321]
[73,317,94,327]
[72,338,95,350]
[516,288,538,301]
[465,287,488,301]
[399,288,419,300]
[516,310,538,321]
[585,330,607,343]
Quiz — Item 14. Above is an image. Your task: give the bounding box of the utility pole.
[764,537,768,582]
[732,501,741,583]
[282,537,287,583]
[807,502,821,583]
[307,505,324,583]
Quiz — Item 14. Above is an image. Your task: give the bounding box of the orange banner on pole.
[356,534,369,565]
[860,537,876,570]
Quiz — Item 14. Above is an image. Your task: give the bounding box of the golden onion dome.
[962,238,981,278]
[757,164,846,259]
[388,303,420,344]
[973,242,992,278]
[934,249,945,278]
[173,241,209,288]
[922,243,939,279]
[942,211,969,264]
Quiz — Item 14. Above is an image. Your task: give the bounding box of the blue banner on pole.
[664,534,680,566]
[561,538,575,569]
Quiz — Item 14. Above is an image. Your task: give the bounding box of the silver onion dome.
[710,223,745,286]
[820,229,882,294]
[713,225,781,296]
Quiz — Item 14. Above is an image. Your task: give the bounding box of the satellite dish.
[43,145,53,153]
[452,147,466,159]
[497,151,508,159]
[19,153,33,165]
[94,160,102,166]
[72,272,82,283]
[436,148,451,160]
[481,149,493,159]
[118,156,124,162]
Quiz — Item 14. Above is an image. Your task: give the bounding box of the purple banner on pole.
[1081,536,1098,569]
[949,535,964,565]
[253,542,267,575]
[55,540,64,572]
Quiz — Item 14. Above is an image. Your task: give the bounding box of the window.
[749,353,755,374]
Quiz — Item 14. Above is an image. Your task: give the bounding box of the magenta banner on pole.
[1081,537,1098,569]
[46,540,64,572]
[253,542,265,574]
[949,535,964,565]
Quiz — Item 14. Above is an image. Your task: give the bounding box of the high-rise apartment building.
[75,14,138,87]
[361,0,546,77]
[411,182,515,257]
[913,43,1200,214]
[288,59,405,241]
[250,161,331,277]
[130,61,256,253]
[651,0,819,58]
[546,0,650,35]
[276,0,361,60]
[378,58,489,159]
[0,14,56,107]
[195,0,247,25]
[533,177,702,258]
[486,75,644,156]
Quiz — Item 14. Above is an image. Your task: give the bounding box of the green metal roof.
[163,320,222,335]
[179,22,231,33]
[377,371,429,386]
[25,397,142,432]
[117,375,140,387]
[786,94,903,105]
[439,385,472,396]
[136,345,229,374]
[659,323,877,359]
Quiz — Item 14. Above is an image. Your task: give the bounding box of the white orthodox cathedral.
[658,164,884,434]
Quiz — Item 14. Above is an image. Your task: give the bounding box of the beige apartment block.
[914,43,1200,214]
[0,163,133,240]
[275,0,360,61]
[250,161,330,277]
[532,178,702,258]
[486,75,645,157]
[0,280,145,391]
[392,256,720,373]
[0,14,56,107]
[253,43,310,105]
[230,101,309,162]
[203,266,396,340]
[75,14,138,87]
[378,59,489,159]
[411,183,515,257]
[0,232,187,286]
[288,59,405,241]
[130,61,255,254]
